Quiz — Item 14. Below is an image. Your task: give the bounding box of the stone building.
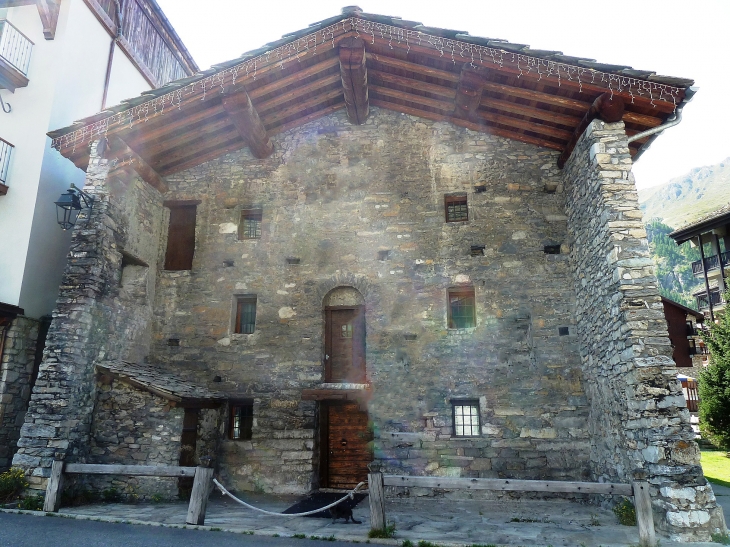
[9,8,727,541]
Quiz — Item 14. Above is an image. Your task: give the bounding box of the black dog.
[329,504,361,524]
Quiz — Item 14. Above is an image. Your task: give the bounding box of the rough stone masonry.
[10,108,727,540]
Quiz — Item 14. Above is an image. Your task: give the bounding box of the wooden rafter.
[158,137,245,176]
[370,98,563,151]
[136,115,234,159]
[369,69,456,99]
[221,90,273,159]
[153,129,241,171]
[248,55,340,100]
[338,36,369,124]
[107,136,167,193]
[255,73,341,114]
[261,87,344,126]
[269,101,345,136]
[36,0,61,39]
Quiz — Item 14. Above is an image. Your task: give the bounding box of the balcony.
[0,138,12,195]
[692,251,730,277]
[0,19,33,92]
[697,289,725,311]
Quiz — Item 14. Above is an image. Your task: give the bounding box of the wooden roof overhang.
[48,8,694,189]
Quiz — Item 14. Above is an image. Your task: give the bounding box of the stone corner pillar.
[12,140,117,489]
[562,120,726,540]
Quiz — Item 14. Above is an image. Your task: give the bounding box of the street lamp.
[55,184,94,230]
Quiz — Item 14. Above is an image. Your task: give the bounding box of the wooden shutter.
[164,205,197,270]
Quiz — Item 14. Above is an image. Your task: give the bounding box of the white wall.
[0,0,152,318]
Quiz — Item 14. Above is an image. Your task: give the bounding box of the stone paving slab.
[6,490,712,546]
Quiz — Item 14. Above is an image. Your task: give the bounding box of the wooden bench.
[368,472,656,547]
[43,462,214,525]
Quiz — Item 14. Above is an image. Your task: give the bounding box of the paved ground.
[2,483,728,546]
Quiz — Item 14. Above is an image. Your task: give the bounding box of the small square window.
[452,400,480,437]
[448,287,476,329]
[445,195,468,223]
[234,296,257,334]
[229,402,253,440]
[239,209,262,239]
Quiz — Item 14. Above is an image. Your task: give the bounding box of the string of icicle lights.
[52,17,685,153]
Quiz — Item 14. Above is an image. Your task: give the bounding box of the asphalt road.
[0,512,357,547]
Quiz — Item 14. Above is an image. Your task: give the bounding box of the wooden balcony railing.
[697,290,724,311]
[693,251,730,276]
[0,19,33,75]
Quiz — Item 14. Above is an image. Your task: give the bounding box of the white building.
[0,0,196,470]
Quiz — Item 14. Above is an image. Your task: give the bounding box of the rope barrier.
[212,478,368,517]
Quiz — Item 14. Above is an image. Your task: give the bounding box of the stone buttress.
[563,119,726,540]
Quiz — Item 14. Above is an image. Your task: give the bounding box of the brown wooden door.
[322,402,371,489]
[325,306,365,383]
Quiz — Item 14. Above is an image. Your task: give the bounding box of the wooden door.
[321,402,371,489]
[325,306,365,383]
[178,408,198,494]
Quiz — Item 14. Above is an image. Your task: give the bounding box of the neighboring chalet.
[670,203,730,322]
[0,0,196,471]
[9,7,727,541]
[661,296,706,370]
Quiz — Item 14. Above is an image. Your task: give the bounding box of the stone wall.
[153,107,589,493]
[13,144,166,487]
[562,119,726,540]
[0,316,39,470]
[86,378,184,499]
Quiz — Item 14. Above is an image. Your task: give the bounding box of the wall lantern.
[55,184,94,230]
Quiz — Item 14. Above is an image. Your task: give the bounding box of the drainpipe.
[627,101,685,144]
[101,0,123,110]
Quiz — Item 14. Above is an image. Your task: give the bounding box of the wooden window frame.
[447,287,476,329]
[239,208,263,240]
[445,194,468,223]
[234,295,257,334]
[228,401,253,440]
[452,399,481,437]
[163,203,198,271]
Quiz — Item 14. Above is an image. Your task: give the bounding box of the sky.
[156,0,730,191]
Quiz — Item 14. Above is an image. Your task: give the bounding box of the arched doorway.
[323,287,366,383]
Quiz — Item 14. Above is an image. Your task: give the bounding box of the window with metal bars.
[445,194,468,223]
[229,402,253,440]
[239,209,262,239]
[452,400,480,437]
[234,296,257,334]
[448,287,476,329]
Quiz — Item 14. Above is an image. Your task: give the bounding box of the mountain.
[639,158,730,229]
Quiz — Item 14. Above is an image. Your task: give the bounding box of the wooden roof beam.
[370,97,564,151]
[36,0,61,39]
[107,136,167,193]
[454,65,487,120]
[222,89,273,159]
[339,37,369,125]
[557,92,625,169]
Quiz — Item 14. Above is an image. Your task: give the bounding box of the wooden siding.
[93,0,190,86]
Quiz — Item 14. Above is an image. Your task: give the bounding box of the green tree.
[699,293,730,451]
[645,219,702,309]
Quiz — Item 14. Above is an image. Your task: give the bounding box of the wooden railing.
[693,252,729,276]
[367,471,656,547]
[44,462,214,525]
[680,378,700,412]
[697,290,724,311]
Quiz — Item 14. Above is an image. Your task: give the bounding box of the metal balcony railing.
[0,19,33,75]
[697,290,724,311]
[0,138,12,186]
[692,251,730,276]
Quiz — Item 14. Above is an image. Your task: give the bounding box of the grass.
[368,522,396,538]
[701,450,730,489]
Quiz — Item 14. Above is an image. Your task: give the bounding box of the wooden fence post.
[43,460,64,512]
[368,471,386,532]
[632,481,656,547]
[186,466,214,525]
